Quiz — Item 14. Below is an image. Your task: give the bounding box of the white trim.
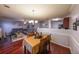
[69,35,79,54]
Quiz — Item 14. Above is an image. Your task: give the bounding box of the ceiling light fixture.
[24,9,38,24]
[23,18,27,24]
[28,20,34,23]
[3,4,10,8]
[24,21,27,24]
[28,9,38,24]
[32,9,35,24]
[52,18,62,21]
[35,20,38,23]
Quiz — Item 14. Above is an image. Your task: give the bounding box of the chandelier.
[24,9,38,24]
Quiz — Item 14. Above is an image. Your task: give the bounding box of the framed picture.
[73,22,77,30]
[76,19,79,26]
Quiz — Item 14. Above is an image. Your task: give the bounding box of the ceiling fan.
[3,4,10,8]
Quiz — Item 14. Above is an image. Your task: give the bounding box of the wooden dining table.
[24,34,51,54]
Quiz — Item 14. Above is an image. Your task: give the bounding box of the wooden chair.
[39,35,51,53]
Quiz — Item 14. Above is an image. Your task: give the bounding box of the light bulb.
[35,20,38,23]
[24,21,27,24]
[29,20,34,23]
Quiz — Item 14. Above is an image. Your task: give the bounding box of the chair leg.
[48,41,51,53]
[24,45,26,54]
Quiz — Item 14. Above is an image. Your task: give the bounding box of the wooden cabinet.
[63,17,69,29]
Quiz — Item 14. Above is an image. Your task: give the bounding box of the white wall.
[37,28,70,48]
[51,21,63,29]
[69,5,79,53]
[37,19,70,48]
[69,35,79,54]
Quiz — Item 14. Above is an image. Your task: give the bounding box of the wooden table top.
[25,35,48,47]
[25,36,40,47]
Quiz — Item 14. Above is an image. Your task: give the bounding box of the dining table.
[24,34,51,54]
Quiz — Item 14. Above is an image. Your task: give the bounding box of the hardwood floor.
[25,43,71,54]
[48,43,71,54]
[0,39,24,54]
[0,39,71,54]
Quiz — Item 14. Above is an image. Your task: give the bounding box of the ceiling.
[0,4,72,21]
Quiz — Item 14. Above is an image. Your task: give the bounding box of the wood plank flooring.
[48,43,71,54]
[0,39,71,54]
[0,39,24,54]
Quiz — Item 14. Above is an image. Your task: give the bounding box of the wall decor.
[73,18,79,30]
[73,22,77,30]
[76,19,79,26]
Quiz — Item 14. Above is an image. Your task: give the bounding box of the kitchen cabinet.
[63,17,69,29]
